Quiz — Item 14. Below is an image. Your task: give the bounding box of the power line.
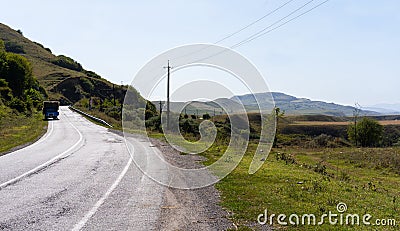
[191,0,330,63]
[214,0,297,44]
[231,0,330,49]
[170,0,299,62]
[151,0,332,105]
[230,0,316,48]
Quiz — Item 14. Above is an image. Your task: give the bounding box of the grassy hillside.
[0,106,47,155]
[0,23,127,105]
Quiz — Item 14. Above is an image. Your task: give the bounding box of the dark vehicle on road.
[43,101,60,120]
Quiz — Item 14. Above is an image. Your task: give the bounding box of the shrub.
[348,117,383,147]
[33,41,52,53]
[52,55,83,71]
[83,70,101,79]
[0,79,12,101]
[80,78,94,93]
[5,41,25,54]
[145,115,161,131]
[9,97,26,112]
[203,113,211,120]
[3,53,34,97]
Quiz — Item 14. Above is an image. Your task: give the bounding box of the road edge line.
[0,120,84,190]
[71,157,133,231]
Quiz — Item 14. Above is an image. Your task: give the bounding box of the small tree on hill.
[348,117,383,147]
[203,113,211,120]
[273,107,285,147]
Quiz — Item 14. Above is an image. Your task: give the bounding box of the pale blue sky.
[1,0,399,106]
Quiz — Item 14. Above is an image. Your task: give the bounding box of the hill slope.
[0,23,126,105]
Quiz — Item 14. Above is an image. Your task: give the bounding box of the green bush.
[0,40,5,52]
[203,113,211,120]
[0,79,12,101]
[9,97,26,112]
[4,41,25,54]
[80,78,94,93]
[348,117,383,147]
[52,55,83,71]
[0,47,44,113]
[3,53,35,97]
[145,115,161,131]
[83,70,101,79]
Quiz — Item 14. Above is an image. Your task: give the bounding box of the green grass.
[201,144,400,230]
[0,108,47,155]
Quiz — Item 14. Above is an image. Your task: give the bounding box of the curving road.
[0,107,166,230]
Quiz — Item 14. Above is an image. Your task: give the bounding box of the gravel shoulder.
[150,138,234,231]
[110,129,234,230]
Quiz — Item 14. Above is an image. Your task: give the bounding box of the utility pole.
[112,84,116,106]
[120,81,123,112]
[353,103,360,147]
[164,60,172,130]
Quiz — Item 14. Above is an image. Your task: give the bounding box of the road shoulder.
[149,138,234,231]
[108,129,234,230]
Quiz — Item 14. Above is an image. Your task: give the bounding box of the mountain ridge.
[154,92,382,117]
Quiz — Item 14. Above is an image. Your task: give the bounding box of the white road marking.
[0,120,84,189]
[72,157,133,231]
[28,119,54,148]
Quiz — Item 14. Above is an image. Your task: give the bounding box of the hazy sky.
[1,0,399,106]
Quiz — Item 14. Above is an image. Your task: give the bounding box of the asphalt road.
[0,106,167,230]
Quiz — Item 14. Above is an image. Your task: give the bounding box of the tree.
[348,117,383,147]
[203,113,211,120]
[3,53,34,97]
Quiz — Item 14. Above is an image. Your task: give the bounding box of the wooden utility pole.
[164,61,172,130]
[120,81,123,112]
[353,103,360,147]
[112,84,116,106]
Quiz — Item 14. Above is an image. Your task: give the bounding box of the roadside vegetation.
[0,106,47,155]
[0,39,48,154]
[141,108,400,230]
[205,144,399,230]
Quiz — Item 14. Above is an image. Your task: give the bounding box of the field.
[291,120,400,126]
[202,144,400,230]
[0,108,47,155]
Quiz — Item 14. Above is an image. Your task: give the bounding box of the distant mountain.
[233,92,380,116]
[366,103,400,115]
[157,92,381,117]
